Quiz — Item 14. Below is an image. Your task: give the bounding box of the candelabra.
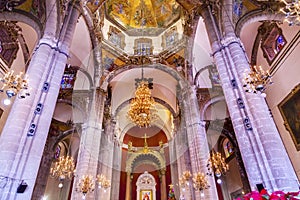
[76,175,95,199]
[280,0,300,26]
[50,155,75,187]
[243,65,273,96]
[0,70,30,105]
[96,174,111,192]
[192,172,210,197]
[127,80,157,127]
[207,151,229,184]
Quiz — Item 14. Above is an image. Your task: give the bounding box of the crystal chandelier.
[179,170,192,190]
[192,172,210,196]
[207,151,229,184]
[50,155,76,187]
[76,175,95,199]
[280,0,300,26]
[243,65,273,96]
[96,174,111,192]
[127,80,157,127]
[0,70,30,105]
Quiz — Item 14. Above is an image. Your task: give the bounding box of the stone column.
[31,132,57,199]
[0,1,80,199]
[110,141,122,200]
[174,93,196,199]
[168,137,180,199]
[98,132,114,200]
[70,90,106,200]
[181,86,218,199]
[201,2,299,192]
[160,169,167,200]
[125,171,132,200]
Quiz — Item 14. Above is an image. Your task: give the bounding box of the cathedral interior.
[0,0,299,199]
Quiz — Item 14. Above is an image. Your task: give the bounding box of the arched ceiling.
[110,67,178,114]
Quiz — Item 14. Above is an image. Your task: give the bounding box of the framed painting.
[261,22,286,65]
[140,190,152,200]
[278,84,300,151]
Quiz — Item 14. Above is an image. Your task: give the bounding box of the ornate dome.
[105,0,181,35]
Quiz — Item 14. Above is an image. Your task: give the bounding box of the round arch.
[126,151,166,173]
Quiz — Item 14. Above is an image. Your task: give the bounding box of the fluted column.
[0,1,80,199]
[200,2,299,192]
[125,172,132,200]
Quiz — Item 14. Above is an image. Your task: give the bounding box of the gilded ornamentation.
[126,56,152,65]
[92,6,105,42]
[105,0,180,35]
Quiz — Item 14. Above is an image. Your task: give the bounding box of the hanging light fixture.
[127,79,157,128]
[179,170,192,190]
[207,151,229,184]
[192,172,210,197]
[0,70,30,105]
[280,0,300,26]
[76,175,95,199]
[242,65,273,96]
[50,126,76,187]
[50,155,76,187]
[96,174,111,192]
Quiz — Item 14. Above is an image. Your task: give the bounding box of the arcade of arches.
[0,0,299,200]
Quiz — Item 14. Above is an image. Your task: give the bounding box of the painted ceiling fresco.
[105,0,181,29]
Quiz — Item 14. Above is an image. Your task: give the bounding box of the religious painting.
[223,138,234,158]
[140,190,152,200]
[108,26,125,49]
[162,26,178,49]
[54,145,61,159]
[61,65,77,89]
[261,23,286,65]
[209,65,221,87]
[278,84,300,151]
[105,0,180,35]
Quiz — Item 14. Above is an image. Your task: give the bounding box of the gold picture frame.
[278,84,300,151]
[140,190,152,200]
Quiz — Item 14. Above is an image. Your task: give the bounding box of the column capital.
[160,168,166,175]
[220,36,245,51]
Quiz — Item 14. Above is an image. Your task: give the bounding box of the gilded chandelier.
[127,80,157,127]
[243,65,273,96]
[76,175,95,198]
[179,170,192,189]
[96,174,111,192]
[192,172,210,195]
[0,70,29,105]
[280,0,300,26]
[207,151,229,184]
[50,155,76,186]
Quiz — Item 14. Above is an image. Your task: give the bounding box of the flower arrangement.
[236,189,300,200]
